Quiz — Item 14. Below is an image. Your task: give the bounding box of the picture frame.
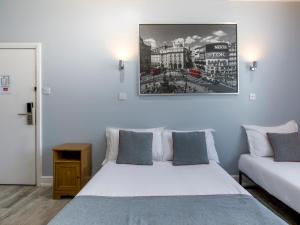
[139,24,238,95]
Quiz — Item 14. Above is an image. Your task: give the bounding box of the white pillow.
[104,127,164,164]
[243,120,298,157]
[162,129,220,163]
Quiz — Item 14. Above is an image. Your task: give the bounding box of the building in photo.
[139,37,151,74]
[199,43,229,77]
[228,42,238,77]
[150,44,191,70]
[151,47,162,67]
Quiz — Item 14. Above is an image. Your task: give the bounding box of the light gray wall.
[0,0,300,176]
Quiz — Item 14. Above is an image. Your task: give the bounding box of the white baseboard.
[39,176,53,186]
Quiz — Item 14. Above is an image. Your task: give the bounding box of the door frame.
[0,43,42,185]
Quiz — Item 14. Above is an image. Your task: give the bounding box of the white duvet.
[79,161,249,197]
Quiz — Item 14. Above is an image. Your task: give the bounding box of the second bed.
[239,154,300,214]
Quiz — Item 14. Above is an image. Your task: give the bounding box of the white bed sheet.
[239,154,300,213]
[78,161,249,197]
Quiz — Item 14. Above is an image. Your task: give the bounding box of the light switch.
[118,92,128,101]
[249,93,256,101]
[42,87,51,95]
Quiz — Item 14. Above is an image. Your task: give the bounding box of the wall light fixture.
[119,60,124,70]
[250,61,257,71]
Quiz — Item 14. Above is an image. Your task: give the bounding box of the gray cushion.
[117,130,153,165]
[172,132,209,166]
[267,132,300,162]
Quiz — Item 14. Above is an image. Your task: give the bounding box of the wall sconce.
[119,60,124,70]
[250,61,257,71]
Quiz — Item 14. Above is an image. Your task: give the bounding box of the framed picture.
[139,24,238,95]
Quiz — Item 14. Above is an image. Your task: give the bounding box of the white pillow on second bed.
[243,120,298,157]
[162,129,220,163]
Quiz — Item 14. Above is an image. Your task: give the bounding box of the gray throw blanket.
[48,195,288,225]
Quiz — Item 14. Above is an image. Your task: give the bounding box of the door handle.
[18,102,34,125]
[18,113,32,116]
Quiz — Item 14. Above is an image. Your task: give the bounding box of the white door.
[0,47,36,185]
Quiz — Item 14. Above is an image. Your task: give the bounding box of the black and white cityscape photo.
[139,24,238,94]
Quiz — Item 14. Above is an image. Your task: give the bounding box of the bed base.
[238,171,257,188]
[239,170,300,220]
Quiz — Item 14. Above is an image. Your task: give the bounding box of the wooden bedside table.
[53,143,92,199]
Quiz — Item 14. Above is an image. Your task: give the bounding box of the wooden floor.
[0,185,298,225]
[0,185,70,225]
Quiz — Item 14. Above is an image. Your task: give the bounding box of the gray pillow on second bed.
[172,131,209,166]
[117,130,153,165]
[267,132,300,162]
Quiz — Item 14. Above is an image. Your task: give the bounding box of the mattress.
[239,154,300,213]
[48,161,288,225]
[78,160,249,197]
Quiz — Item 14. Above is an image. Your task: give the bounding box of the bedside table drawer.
[54,162,80,191]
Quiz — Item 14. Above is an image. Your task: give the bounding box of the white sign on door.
[0,75,11,94]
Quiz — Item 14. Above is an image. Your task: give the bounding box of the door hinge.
[34,86,37,92]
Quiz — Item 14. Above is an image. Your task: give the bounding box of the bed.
[239,153,300,214]
[48,160,288,225]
